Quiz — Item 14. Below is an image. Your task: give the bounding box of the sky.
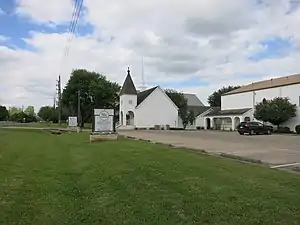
[1,0,300,110]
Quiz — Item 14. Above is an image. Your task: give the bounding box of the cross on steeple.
[120,67,137,95]
[127,67,130,76]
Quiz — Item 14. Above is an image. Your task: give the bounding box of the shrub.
[295,125,300,134]
[274,126,291,133]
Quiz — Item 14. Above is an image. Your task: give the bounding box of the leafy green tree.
[62,69,120,127]
[187,110,195,125]
[254,97,297,129]
[61,106,71,121]
[208,85,241,107]
[38,105,71,123]
[9,111,37,123]
[8,107,22,117]
[24,106,35,116]
[38,106,56,122]
[10,111,27,122]
[165,89,192,129]
[254,98,269,123]
[0,105,9,121]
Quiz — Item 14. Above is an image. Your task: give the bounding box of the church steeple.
[120,67,137,95]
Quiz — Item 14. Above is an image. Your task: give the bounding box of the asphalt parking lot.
[119,130,300,166]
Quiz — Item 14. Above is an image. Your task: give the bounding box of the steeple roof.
[120,67,137,95]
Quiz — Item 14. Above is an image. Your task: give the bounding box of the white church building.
[201,73,300,132]
[118,68,207,129]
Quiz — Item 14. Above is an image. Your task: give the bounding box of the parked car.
[237,121,273,135]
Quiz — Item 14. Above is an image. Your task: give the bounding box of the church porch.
[204,108,252,131]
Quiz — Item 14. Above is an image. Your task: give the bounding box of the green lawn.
[0,122,92,129]
[0,129,300,225]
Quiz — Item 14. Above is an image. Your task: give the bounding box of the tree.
[38,106,56,122]
[62,69,120,127]
[0,105,9,121]
[24,106,35,116]
[10,111,27,123]
[187,110,195,125]
[253,98,269,123]
[254,97,297,128]
[8,107,22,117]
[208,85,241,107]
[165,89,193,129]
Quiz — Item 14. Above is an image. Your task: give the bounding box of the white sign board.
[68,116,78,127]
[94,109,114,132]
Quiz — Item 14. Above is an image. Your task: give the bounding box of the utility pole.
[56,75,62,124]
[53,93,56,109]
[77,89,81,128]
[252,91,256,121]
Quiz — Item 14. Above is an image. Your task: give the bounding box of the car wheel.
[250,130,255,135]
[238,132,244,135]
[267,129,272,135]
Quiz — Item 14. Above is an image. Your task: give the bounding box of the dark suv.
[237,121,273,135]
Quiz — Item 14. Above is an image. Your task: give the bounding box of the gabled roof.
[183,93,204,107]
[137,86,158,105]
[205,108,251,116]
[120,68,137,95]
[136,88,207,111]
[187,106,211,116]
[224,73,300,96]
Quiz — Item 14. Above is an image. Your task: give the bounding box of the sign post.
[93,109,114,133]
[90,109,118,142]
[68,116,78,132]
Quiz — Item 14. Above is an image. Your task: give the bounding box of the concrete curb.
[217,153,264,165]
[292,166,300,172]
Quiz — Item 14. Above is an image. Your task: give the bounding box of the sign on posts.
[68,116,78,127]
[93,109,114,132]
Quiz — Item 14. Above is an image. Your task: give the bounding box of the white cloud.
[0,35,9,42]
[1,0,300,109]
[15,0,74,25]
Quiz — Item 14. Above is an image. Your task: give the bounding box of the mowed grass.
[0,122,92,129]
[0,130,300,225]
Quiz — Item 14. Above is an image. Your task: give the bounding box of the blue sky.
[0,0,93,49]
[0,0,298,78]
[249,36,298,61]
[1,0,300,108]
[0,0,297,87]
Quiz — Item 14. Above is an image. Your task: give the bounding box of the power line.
[63,0,79,59]
[63,0,84,61]
[58,0,83,77]
[55,0,84,123]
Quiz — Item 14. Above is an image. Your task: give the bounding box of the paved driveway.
[119,130,300,165]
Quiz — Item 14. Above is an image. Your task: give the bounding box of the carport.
[204,108,252,131]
